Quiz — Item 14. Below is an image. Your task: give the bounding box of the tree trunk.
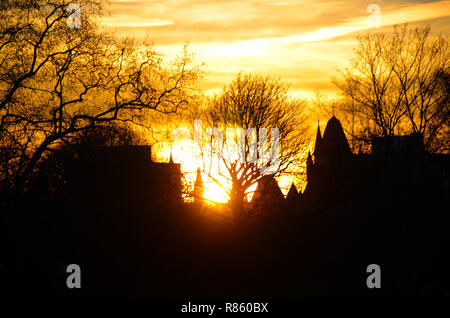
[230,182,245,220]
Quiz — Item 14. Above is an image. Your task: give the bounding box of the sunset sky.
[100,0,450,98]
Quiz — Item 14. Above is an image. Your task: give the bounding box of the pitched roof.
[286,183,299,202]
[321,116,352,159]
[251,175,284,204]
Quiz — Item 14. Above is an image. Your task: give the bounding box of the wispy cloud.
[104,0,450,97]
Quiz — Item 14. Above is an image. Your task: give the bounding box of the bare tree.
[200,73,309,218]
[0,0,199,196]
[334,24,449,153]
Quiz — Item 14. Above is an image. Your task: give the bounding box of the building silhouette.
[66,145,182,210]
[303,116,353,207]
[250,175,286,214]
[303,116,449,212]
[286,183,301,207]
[301,116,449,295]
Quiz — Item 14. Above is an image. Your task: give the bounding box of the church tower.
[303,116,352,201]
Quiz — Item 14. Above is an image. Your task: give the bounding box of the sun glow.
[152,125,302,205]
[203,181,229,204]
[153,135,231,204]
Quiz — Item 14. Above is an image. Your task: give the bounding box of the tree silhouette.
[0,0,199,197]
[334,24,449,153]
[200,73,308,218]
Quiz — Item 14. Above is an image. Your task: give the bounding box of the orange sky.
[100,0,450,98]
[96,0,449,200]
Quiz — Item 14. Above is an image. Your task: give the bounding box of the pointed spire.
[286,183,298,199]
[169,149,174,163]
[314,122,322,157]
[193,168,204,204]
[194,168,202,186]
[287,183,302,207]
[322,116,352,158]
[307,151,313,166]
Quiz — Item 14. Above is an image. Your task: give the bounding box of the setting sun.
[203,182,228,204]
[154,132,231,203]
